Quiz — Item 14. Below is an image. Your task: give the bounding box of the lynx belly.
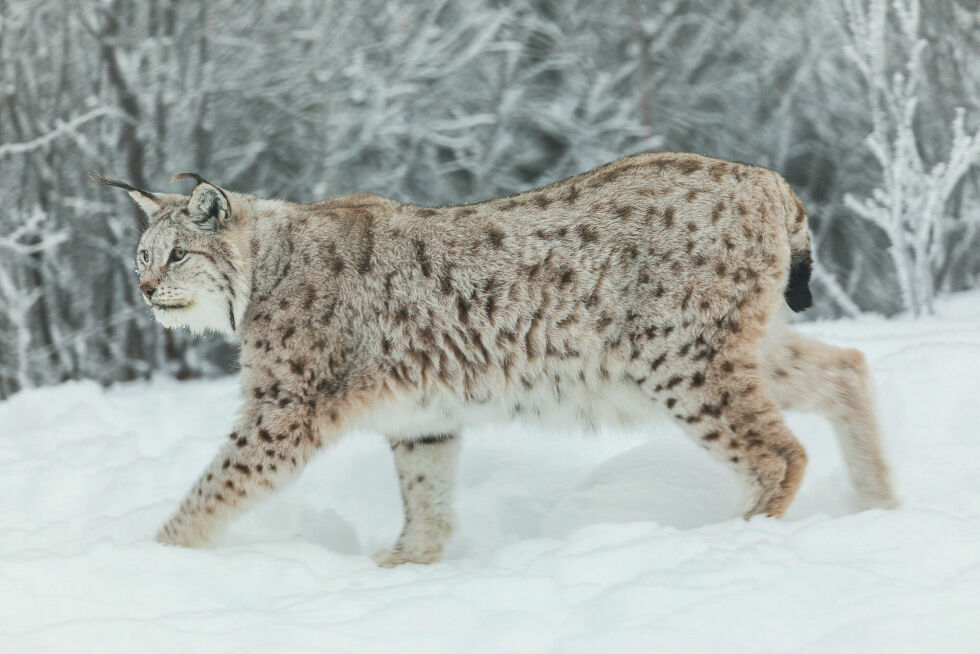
[359,378,666,439]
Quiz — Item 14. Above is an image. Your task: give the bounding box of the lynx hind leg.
[374,433,461,567]
[639,350,808,519]
[761,328,898,509]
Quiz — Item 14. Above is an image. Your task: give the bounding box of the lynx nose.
[139,280,156,299]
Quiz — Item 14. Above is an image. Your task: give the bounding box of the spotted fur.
[95,152,897,566]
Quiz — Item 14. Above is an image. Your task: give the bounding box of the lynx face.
[135,215,242,334]
[93,173,250,336]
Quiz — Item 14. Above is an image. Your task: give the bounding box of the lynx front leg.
[156,402,330,547]
[374,433,461,567]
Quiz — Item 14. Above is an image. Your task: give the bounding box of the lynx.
[92,152,897,566]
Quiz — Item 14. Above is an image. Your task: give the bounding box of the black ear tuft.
[89,171,159,201]
[89,171,159,227]
[171,172,210,186]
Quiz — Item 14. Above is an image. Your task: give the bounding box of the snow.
[2,292,980,653]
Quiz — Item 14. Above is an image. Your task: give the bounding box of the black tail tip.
[785,250,813,312]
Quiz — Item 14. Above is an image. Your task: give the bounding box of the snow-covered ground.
[2,292,980,653]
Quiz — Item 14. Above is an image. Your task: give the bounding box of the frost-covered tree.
[842,0,980,315]
[0,209,68,396]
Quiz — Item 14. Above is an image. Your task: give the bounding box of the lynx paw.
[857,490,900,511]
[373,547,443,568]
[155,522,208,548]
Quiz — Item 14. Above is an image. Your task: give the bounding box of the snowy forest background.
[0,0,978,398]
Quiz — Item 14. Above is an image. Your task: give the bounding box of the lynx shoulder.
[93,152,896,566]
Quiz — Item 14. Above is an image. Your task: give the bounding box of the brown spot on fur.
[703,431,720,441]
[413,239,432,277]
[694,346,717,362]
[457,296,470,323]
[677,159,702,175]
[709,162,728,181]
[484,287,497,320]
[576,224,599,244]
[556,314,578,328]
[711,201,724,223]
[566,184,579,204]
[487,228,505,249]
[662,207,675,228]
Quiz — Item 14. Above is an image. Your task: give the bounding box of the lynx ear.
[88,171,160,227]
[126,191,161,218]
[172,172,231,233]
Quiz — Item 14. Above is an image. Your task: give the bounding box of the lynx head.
[90,172,251,336]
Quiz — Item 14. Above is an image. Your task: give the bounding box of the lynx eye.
[169,246,186,263]
[139,250,148,263]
